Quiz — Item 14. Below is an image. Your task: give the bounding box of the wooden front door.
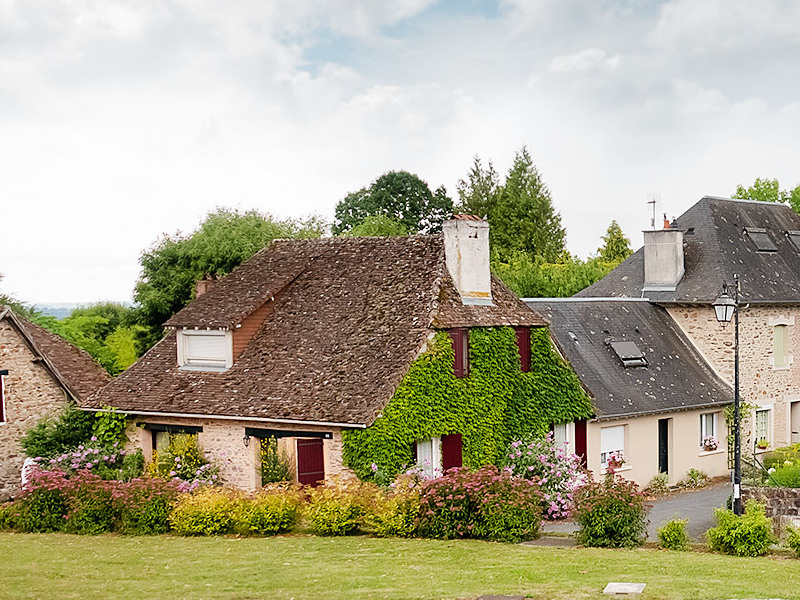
[441,434,463,471]
[296,438,324,486]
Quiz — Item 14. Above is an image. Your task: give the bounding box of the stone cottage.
[0,307,110,500]
[569,196,800,484]
[83,216,591,490]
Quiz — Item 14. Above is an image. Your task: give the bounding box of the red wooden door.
[441,433,462,471]
[297,438,325,486]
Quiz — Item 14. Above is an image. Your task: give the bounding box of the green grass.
[1,533,799,599]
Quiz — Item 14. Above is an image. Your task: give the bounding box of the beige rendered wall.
[126,417,353,492]
[0,320,69,500]
[668,305,800,451]
[587,407,729,488]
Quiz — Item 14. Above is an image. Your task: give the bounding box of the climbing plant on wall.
[342,326,592,481]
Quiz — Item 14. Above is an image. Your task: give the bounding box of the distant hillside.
[34,303,79,319]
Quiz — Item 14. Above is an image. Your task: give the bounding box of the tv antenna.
[646,193,661,229]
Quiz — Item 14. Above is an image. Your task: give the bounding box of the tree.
[132,208,326,351]
[341,215,408,237]
[732,177,800,215]
[456,156,501,218]
[492,251,617,298]
[489,148,566,262]
[332,171,453,235]
[598,220,633,263]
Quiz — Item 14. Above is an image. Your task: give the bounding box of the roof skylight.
[786,230,800,253]
[744,228,777,252]
[608,340,648,368]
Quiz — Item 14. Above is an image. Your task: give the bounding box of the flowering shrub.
[364,474,422,538]
[112,477,181,535]
[502,433,584,519]
[304,478,377,536]
[235,484,304,535]
[32,439,144,481]
[147,434,219,488]
[169,487,241,536]
[573,473,648,548]
[416,465,542,543]
[605,451,625,472]
[706,500,775,557]
[702,435,718,450]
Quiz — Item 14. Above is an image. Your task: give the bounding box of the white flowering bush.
[502,432,584,519]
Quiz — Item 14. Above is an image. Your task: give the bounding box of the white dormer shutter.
[178,330,232,370]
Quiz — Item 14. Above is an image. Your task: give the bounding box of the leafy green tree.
[493,251,616,298]
[333,171,453,235]
[341,215,408,237]
[732,177,800,214]
[132,208,326,351]
[457,148,566,262]
[598,220,633,263]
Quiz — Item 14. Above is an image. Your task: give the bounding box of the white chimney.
[443,215,493,305]
[642,221,684,292]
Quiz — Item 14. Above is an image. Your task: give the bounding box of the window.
[415,437,441,478]
[755,408,771,446]
[608,340,647,368]
[0,369,6,423]
[449,328,469,378]
[515,327,531,372]
[786,230,800,252]
[699,412,718,447]
[600,425,625,468]
[744,228,777,252]
[774,324,790,368]
[177,330,232,370]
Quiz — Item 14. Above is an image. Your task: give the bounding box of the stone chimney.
[642,218,684,292]
[195,275,218,297]
[443,215,493,305]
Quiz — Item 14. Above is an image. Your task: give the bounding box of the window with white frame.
[600,425,625,468]
[177,330,232,370]
[774,324,790,368]
[699,412,718,448]
[415,437,441,478]
[553,422,575,453]
[755,408,771,446]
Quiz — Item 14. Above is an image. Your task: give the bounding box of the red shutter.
[297,438,325,486]
[515,327,531,372]
[441,434,462,471]
[574,419,587,468]
[449,329,469,378]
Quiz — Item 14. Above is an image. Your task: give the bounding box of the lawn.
[1,533,799,600]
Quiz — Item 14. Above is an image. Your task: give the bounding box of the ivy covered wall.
[342,326,593,480]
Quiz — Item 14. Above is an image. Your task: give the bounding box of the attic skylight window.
[608,340,647,368]
[744,228,777,252]
[785,231,800,252]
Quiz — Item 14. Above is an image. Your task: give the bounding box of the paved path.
[541,481,730,541]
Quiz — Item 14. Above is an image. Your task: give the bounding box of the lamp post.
[712,273,742,516]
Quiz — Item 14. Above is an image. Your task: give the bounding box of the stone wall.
[668,305,800,449]
[742,486,800,537]
[127,416,354,492]
[0,320,69,500]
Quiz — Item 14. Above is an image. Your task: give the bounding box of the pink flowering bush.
[32,438,144,481]
[112,477,182,534]
[502,433,584,519]
[416,465,542,543]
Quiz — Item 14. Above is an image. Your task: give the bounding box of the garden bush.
[169,487,240,536]
[260,437,292,485]
[61,472,116,534]
[112,477,181,535]
[763,443,800,470]
[32,440,144,482]
[416,465,542,543]
[657,518,689,551]
[364,474,422,538]
[502,432,583,519]
[573,473,648,548]
[678,468,709,489]
[235,485,303,536]
[148,434,219,488]
[706,500,775,557]
[769,465,800,488]
[645,472,670,496]
[304,478,375,536]
[787,526,800,557]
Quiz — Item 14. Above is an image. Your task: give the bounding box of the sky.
[2,0,800,305]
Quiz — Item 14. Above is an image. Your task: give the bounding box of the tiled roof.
[578,196,800,303]
[86,235,544,426]
[1,307,111,402]
[524,299,732,420]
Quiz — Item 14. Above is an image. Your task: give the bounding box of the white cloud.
[548,48,621,74]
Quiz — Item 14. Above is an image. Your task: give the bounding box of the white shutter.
[600,425,625,465]
[179,331,230,369]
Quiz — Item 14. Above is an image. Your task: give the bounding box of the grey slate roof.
[86,235,544,426]
[524,299,732,420]
[577,196,800,304]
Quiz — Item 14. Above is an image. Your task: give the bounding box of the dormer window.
[786,230,800,253]
[744,228,777,253]
[177,330,233,371]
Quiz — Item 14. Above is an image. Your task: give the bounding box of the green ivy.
[342,327,592,481]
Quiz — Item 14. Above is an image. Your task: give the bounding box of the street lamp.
[712,274,742,515]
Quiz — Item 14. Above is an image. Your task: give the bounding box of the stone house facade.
[0,307,110,500]
[84,217,554,491]
[575,196,800,483]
